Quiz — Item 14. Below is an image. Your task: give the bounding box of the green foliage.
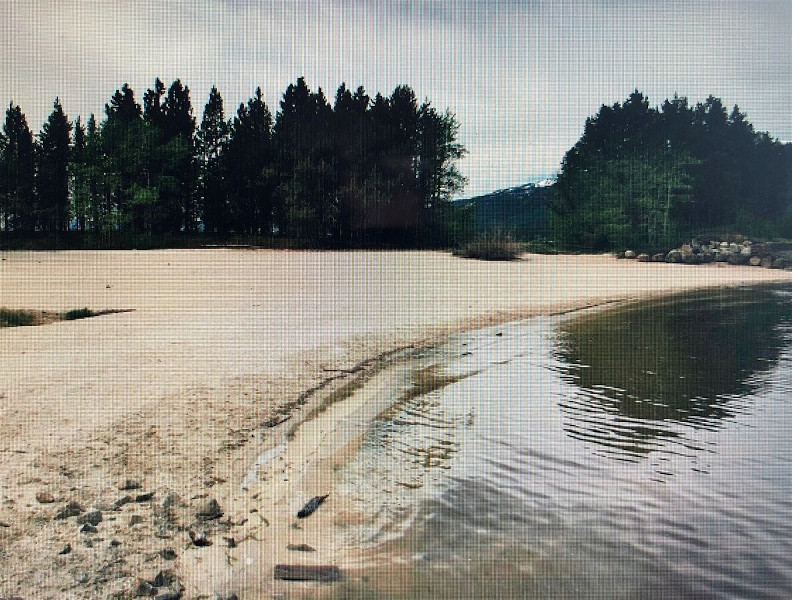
[37,98,72,232]
[0,308,36,327]
[0,78,467,247]
[454,231,525,261]
[1,103,36,232]
[553,91,791,251]
[63,308,94,320]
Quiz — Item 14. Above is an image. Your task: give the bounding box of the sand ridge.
[0,249,790,599]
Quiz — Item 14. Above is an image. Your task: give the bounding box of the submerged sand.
[0,249,790,598]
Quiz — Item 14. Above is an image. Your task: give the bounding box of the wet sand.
[0,249,790,599]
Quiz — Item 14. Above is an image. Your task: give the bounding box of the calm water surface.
[329,285,791,599]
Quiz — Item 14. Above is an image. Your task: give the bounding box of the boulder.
[773,257,789,269]
[760,256,773,268]
[652,253,665,262]
[665,249,683,263]
[728,253,749,265]
[624,250,636,259]
[637,253,650,262]
[749,257,761,266]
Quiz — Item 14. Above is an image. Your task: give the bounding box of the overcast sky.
[0,0,792,198]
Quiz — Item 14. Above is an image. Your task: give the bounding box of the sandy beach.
[0,249,790,599]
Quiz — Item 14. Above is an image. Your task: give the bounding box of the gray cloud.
[0,0,790,197]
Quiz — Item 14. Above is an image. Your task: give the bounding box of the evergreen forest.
[0,82,791,251]
[0,78,469,248]
[551,91,791,251]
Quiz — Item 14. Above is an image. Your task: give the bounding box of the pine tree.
[196,86,230,234]
[37,98,73,231]
[1,103,36,232]
[227,88,274,234]
[71,117,88,231]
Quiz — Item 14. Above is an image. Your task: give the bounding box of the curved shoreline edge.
[210,279,792,599]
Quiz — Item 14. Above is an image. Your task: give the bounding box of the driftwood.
[297,494,329,518]
[273,564,341,582]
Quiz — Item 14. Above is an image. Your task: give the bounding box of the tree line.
[0,78,469,246]
[551,91,791,251]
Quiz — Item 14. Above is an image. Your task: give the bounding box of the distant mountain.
[453,180,554,239]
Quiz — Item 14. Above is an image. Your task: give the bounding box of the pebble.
[159,548,177,560]
[133,578,155,597]
[129,514,145,526]
[113,495,133,509]
[54,501,83,520]
[189,530,212,546]
[79,523,98,534]
[118,479,142,491]
[195,498,223,521]
[58,543,71,555]
[35,491,55,504]
[135,492,155,503]
[77,508,103,526]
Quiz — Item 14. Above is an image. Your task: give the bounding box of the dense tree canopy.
[0,78,468,246]
[551,91,791,251]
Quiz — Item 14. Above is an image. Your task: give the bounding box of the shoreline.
[0,250,790,599]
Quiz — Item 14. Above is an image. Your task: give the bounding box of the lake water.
[327,285,791,599]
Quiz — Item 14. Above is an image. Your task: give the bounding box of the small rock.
[133,578,156,597]
[297,494,329,518]
[79,523,98,534]
[113,495,133,509]
[624,249,636,259]
[741,246,752,257]
[636,253,650,262]
[77,508,103,526]
[109,539,121,547]
[54,501,83,520]
[129,515,145,526]
[35,491,55,504]
[58,543,71,555]
[153,569,177,587]
[665,249,682,264]
[195,498,223,521]
[135,492,154,503]
[749,257,761,266]
[760,256,773,268]
[224,536,237,548]
[651,253,665,262]
[159,548,177,560]
[189,530,212,546]
[154,592,182,600]
[118,479,142,491]
[287,543,316,552]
